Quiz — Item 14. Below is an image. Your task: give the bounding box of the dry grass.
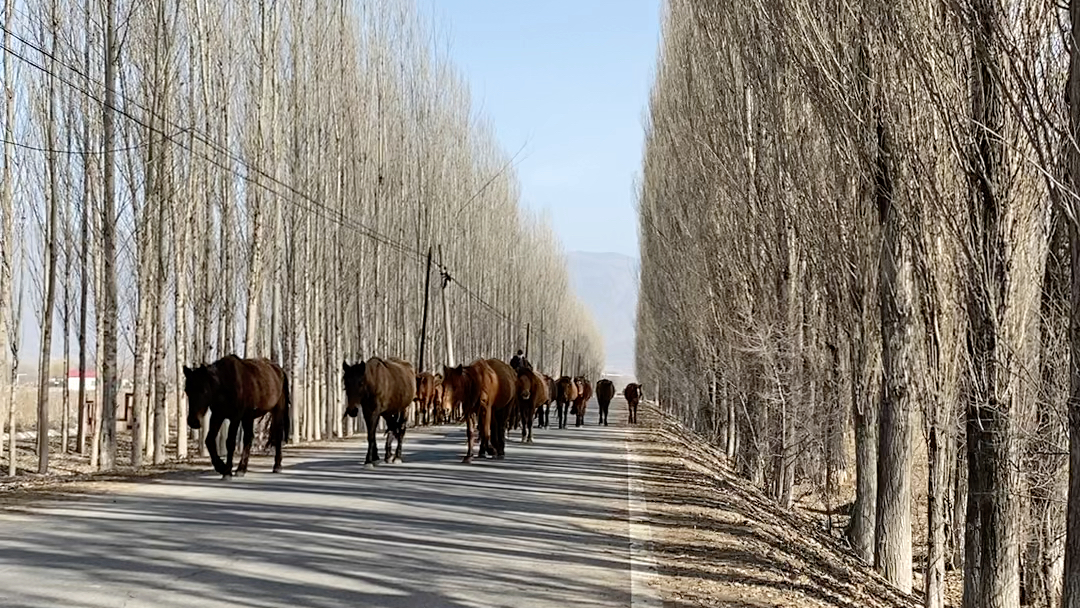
[637,404,940,608]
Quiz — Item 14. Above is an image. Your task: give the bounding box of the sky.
[420,0,661,258]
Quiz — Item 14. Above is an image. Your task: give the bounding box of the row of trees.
[637,0,1079,607]
[0,0,602,474]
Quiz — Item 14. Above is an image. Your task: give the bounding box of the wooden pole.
[524,323,531,359]
[439,246,455,367]
[417,246,433,372]
[538,310,544,372]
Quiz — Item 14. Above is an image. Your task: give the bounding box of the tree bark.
[962,6,1022,606]
[0,0,15,472]
[36,0,64,474]
[1064,4,1080,607]
[874,114,915,593]
[99,0,120,471]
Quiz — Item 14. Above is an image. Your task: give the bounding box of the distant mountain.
[566,251,638,376]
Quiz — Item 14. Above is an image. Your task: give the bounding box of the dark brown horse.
[555,376,578,429]
[415,371,439,426]
[596,379,615,426]
[515,367,548,443]
[624,383,642,424]
[184,355,291,478]
[343,357,416,466]
[572,377,593,427]
[536,374,556,428]
[442,359,515,462]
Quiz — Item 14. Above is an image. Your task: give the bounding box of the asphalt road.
[0,403,645,608]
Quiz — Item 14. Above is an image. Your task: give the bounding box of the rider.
[510,349,534,371]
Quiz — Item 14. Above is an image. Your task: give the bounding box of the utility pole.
[538,310,544,373]
[417,246,432,372]
[439,246,455,367]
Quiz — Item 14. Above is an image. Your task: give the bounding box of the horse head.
[440,364,470,415]
[516,368,534,402]
[183,364,218,429]
[342,360,367,418]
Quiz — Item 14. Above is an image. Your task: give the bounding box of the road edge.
[625,420,664,608]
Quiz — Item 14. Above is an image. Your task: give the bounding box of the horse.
[536,374,556,428]
[442,359,515,462]
[342,357,416,466]
[555,376,578,429]
[184,355,291,478]
[572,377,593,427]
[415,371,439,426]
[515,367,548,443]
[432,374,450,423]
[596,379,615,426]
[624,383,643,424]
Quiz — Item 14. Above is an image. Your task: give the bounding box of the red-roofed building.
[67,369,96,392]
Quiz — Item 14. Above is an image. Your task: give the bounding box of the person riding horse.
[509,349,533,371]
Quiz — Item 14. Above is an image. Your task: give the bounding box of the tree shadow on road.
[0,420,637,608]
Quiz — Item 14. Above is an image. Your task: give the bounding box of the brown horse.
[343,357,416,466]
[555,376,578,429]
[596,379,615,426]
[184,355,291,478]
[573,377,593,427]
[415,371,439,426]
[442,359,516,462]
[515,367,549,443]
[432,374,450,423]
[536,374,557,428]
[624,383,643,424]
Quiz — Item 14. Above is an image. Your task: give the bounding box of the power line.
[0,25,427,264]
[1,29,595,365]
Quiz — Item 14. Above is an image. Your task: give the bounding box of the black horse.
[184,355,291,478]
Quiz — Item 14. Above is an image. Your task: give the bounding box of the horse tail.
[269,370,292,449]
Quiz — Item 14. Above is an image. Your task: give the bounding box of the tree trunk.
[874,115,914,593]
[99,0,120,471]
[962,8,1022,606]
[0,0,15,472]
[850,290,880,564]
[36,0,64,474]
[75,87,91,455]
[926,408,950,608]
[1064,4,1080,607]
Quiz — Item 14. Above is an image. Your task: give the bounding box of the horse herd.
[182,354,644,478]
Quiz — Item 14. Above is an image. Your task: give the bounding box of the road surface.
[0,405,649,608]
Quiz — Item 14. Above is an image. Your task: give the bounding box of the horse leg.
[236,417,255,476]
[204,413,228,476]
[383,413,395,462]
[492,409,505,459]
[463,411,475,463]
[393,417,406,463]
[482,406,497,457]
[365,408,380,466]
[520,405,528,443]
[223,418,240,478]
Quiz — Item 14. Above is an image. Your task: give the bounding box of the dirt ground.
[634,404,922,608]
